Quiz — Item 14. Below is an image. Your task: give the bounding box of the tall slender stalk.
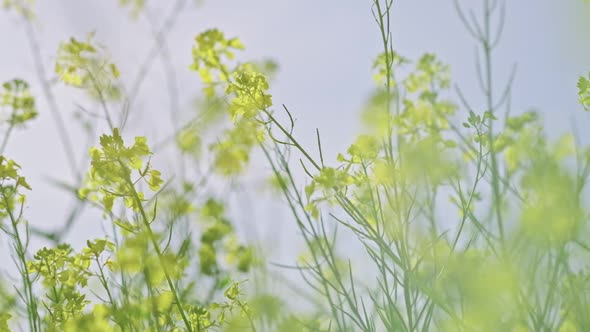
[1,191,40,332]
[122,170,193,332]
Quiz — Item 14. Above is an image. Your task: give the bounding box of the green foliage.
[118,0,145,17]
[190,29,245,91]
[189,30,271,176]
[28,243,99,328]
[0,4,257,331]
[1,0,590,331]
[55,33,122,101]
[176,126,202,158]
[198,198,254,276]
[0,79,38,126]
[578,73,590,111]
[184,1,590,331]
[79,128,161,213]
[1,0,34,17]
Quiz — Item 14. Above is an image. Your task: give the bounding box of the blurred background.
[0,0,589,305]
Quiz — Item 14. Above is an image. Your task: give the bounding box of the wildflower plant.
[0,0,589,331]
[0,2,257,332]
[188,0,590,331]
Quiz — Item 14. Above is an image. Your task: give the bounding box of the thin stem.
[482,0,506,245]
[0,123,15,156]
[122,0,187,130]
[1,189,40,332]
[21,13,80,181]
[122,167,193,332]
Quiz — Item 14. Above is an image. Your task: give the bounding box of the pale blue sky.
[0,0,589,266]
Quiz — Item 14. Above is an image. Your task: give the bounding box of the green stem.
[1,190,40,332]
[482,0,505,247]
[122,168,193,332]
[263,109,321,172]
